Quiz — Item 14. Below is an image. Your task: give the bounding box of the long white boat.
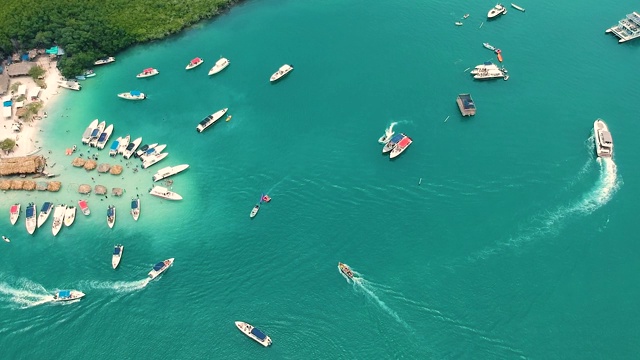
[186,57,204,70]
[605,12,640,43]
[270,64,294,82]
[112,245,124,269]
[9,203,20,225]
[37,201,53,228]
[511,3,525,12]
[25,203,37,235]
[153,164,190,182]
[149,186,183,200]
[136,68,159,78]
[390,135,413,159]
[52,290,85,302]
[122,137,142,159]
[58,80,81,91]
[594,119,613,158]
[96,124,114,149]
[235,321,272,347]
[51,204,67,236]
[137,143,158,159]
[148,258,174,279]
[117,91,145,100]
[88,121,106,147]
[131,198,140,221]
[471,62,508,80]
[63,206,76,227]
[142,152,169,169]
[107,205,116,229]
[140,144,166,161]
[109,137,121,157]
[81,119,99,144]
[94,57,115,65]
[487,3,507,18]
[117,134,130,155]
[208,57,230,76]
[196,108,228,133]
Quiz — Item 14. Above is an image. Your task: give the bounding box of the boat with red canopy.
[186,57,204,70]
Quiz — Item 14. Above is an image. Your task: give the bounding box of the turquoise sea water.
[2,0,640,358]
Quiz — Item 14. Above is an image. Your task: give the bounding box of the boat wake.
[81,279,150,293]
[0,278,54,309]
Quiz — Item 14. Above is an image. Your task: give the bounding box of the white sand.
[1,56,65,157]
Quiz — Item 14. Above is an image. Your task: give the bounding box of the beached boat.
[78,200,90,216]
[58,80,81,91]
[153,164,190,182]
[88,121,106,147]
[383,133,404,153]
[594,119,614,158]
[196,108,228,133]
[63,206,76,227]
[109,137,121,157]
[135,143,157,158]
[140,144,166,160]
[9,203,20,225]
[511,3,525,12]
[122,137,142,159]
[94,57,115,66]
[136,68,159,78]
[38,202,53,228]
[96,124,114,150]
[25,203,37,235]
[390,135,413,159]
[112,245,124,269]
[117,135,130,155]
[107,205,116,229]
[338,262,355,279]
[51,205,66,236]
[250,204,260,219]
[235,322,272,347]
[117,91,145,100]
[81,119,99,144]
[148,258,174,279]
[149,186,183,200]
[52,290,85,302]
[270,64,294,82]
[208,57,230,76]
[186,57,204,70]
[487,3,507,18]
[483,42,496,51]
[131,198,140,221]
[142,152,169,169]
[378,124,395,144]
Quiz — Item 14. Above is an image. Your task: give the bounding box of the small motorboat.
[52,290,85,302]
[250,204,260,219]
[78,200,90,215]
[338,262,355,279]
[235,321,272,347]
[112,245,124,269]
[3,236,10,243]
[455,21,463,26]
[107,205,116,229]
[226,115,232,122]
[208,57,230,76]
[136,68,159,78]
[270,64,294,82]
[63,206,76,227]
[25,202,37,235]
[9,203,20,225]
[261,194,271,203]
[37,202,53,228]
[149,186,183,200]
[463,14,470,19]
[495,49,503,62]
[483,42,496,51]
[378,124,395,144]
[131,198,140,221]
[148,258,175,279]
[186,57,204,70]
[117,91,145,100]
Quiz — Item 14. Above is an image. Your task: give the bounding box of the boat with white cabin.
[78,200,90,215]
[382,133,404,153]
[390,134,413,159]
[94,57,115,66]
[140,144,166,161]
[63,206,76,227]
[250,204,260,218]
[153,164,190,182]
[131,198,140,221]
[605,12,640,43]
[81,119,99,144]
[136,68,159,78]
[149,186,183,200]
[123,137,142,159]
[38,202,53,228]
[9,203,20,225]
[117,91,145,100]
[96,124,114,149]
[136,143,157,158]
[148,258,174,279]
[186,57,204,70]
[142,152,169,169]
[487,3,507,18]
[52,290,85,302]
[208,57,230,75]
[88,121,106,147]
[196,108,228,133]
[270,64,294,82]
[25,203,37,235]
[107,205,116,229]
[235,321,272,347]
[594,119,614,158]
[112,245,124,269]
[109,137,121,156]
[51,204,66,236]
[117,134,130,155]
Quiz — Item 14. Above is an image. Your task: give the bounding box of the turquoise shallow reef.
[1,0,639,358]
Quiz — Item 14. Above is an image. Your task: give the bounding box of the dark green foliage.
[0,138,16,151]
[0,0,235,77]
[28,65,46,79]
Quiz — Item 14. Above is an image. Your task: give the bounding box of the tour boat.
[109,137,121,156]
[51,205,67,236]
[389,135,413,159]
[122,137,142,159]
[149,186,183,200]
[378,124,395,144]
[25,203,37,235]
[235,322,272,347]
[136,68,159,78]
[270,64,294,82]
[117,134,130,155]
[52,290,85,302]
[186,57,204,70]
[594,119,614,158]
[487,3,507,18]
[88,121,106,147]
[9,203,20,225]
[196,108,228,133]
[112,245,124,269]
[117,91,145,100]
[511,3,525,12]
[63,206,76,227]
[131,198,140,221]
[148,258,174,279]
[107,205,116,229]
[96,124,114,150]
[142,152,169,169]
[78,200,90,215]
[250,204,260,219]
[94,57,115,66]
[208,57,230,76]
[153,164,190,182]
[81,119,99,144]
[38,201,53,228]
[338,262,355,279]
[135,143,157,158]
[382,133,404,153]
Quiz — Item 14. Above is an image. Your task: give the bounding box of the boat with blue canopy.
[382,133,405,153]
[107,205,116,229]
[38,201,53,228]
[117,90,146,100]
[25,203,37,235]
[196,108,228,133]
[235,321,272,347]
[109,137,121,156]
[52,290,85,302]
[148,258,174,279]
[112,245,124,269]
[131,198,140,221]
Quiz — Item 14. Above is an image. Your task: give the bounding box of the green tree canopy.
[0,138,16,152]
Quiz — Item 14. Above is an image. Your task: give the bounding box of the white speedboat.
[107,205,116,229]
[58,80,81,91]
[78,200,90,215]
[25,203,37,235]
[140,144,167,161]
[38,201,53,228]
[52,290,85,302]
[142,152,169,169]
[148,258,174,279]
[153,164,190,182]
[378,124,395,144]
[117,134,130,155]
[136,68,159,78]
[135,143,157,158]
[122,137,142,159]
[96,124,114,150]
[112,245,124,269]
[131,198,140,221]
[117,91,145,100]
[338,262,355,279]
[208,57,230,76]
[186,57,204,70]
[149,186,183,200]
[2,236,10,243]
[88,121,106,147]
[382,133,404,153]
[196,108,228,133]
[94,57,115,65]
[81,119,99,144]
[51,205,67,236]
[235,321,272,347]
[270,64,294,82]
[9,203,20,225]
[64,206,76,227]
[483,42,496,51]
[390,134,413,159]
[109,137,121,157]
[594,119,614,158]
[487,3,507,18]
[511,3,525,12]
[250,204,260,219]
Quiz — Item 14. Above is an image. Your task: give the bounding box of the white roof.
[14,101,24,108]
[17,84,27,96]
[32,87,42,97]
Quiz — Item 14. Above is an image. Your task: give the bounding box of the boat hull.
[149,186,183,200]
[148,258,174,279]
[594,119,613,158]
[235,321,272,347]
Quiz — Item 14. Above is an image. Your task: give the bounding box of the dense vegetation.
[0,0,236,77]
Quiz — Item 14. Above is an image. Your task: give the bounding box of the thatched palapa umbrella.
[84,159,97,171]
[47,181,61,192]
[72,157,86,167]
[97,163,111,173]
[95,185,107,195]
[110,165,123,175]
[10,180,24,190]
[78,184,92,194]
[0,180,10,190]
[23,180,36,191]
[0,155,46,175]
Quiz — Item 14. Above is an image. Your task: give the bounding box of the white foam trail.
[81,279,150,293]
[0,281,53,309]
[351,276,410,329]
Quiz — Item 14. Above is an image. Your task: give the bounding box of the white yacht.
[135,143,157,158]
[52,290,85,302]
[153,164,190,182]
[136,68,159,78]
[594,119,614,158]
[487,3,507,18]
[94,57,115,65]
[63,206,76,227]
[117,91,145,100]
[112,245,124,269]
[148,258,174,279]
[196,108,228,133]
[123,137,142,159]
[471,62,508,80]
[131,198,140,221]
[270,64,294,82]
[37,202,53,228]
[142,152,169,169]
[235,321,272,347]
[88,121,106,147]
[140,144,167,161]
[149,186,183,200]
[81,119,99,144]
[25,203,37,235]
[208,57,230,75]
[107,205,116,229]
[58,80,81,91]
[117,134,130,155]
[96,124,114,150]
[382,133,405,153]
[51,204,67,236]
[606,12,640,43]
[9,203,20,225]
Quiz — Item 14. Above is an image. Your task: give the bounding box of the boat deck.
[606,12,640,43]
[456,94,476,116]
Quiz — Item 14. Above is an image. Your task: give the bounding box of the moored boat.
[94,57,115,66]
[495,48,503,62]
[52,290,85,302]
[88,120,106,147]
[382,133,404,153]
[122,137,142,159]
[51,204,66,236]
[455,21,463,26]
[389,135,413,159]
[250,204,260,219]
[78,200,90,215]
[270,64,294,82]
[107,205,116,229]
[149,186,183,200]
[9,203,20,225]
[96,124,114,150]
[142,152,169,169]
[25,203,37,235]
[208,57,230,76]
[2,236,10,243]
[136,68,159,78]
[112,245,124,269]
[235,322,272,347]
[594,119,614,158]
[483,42,496,51]
[487,3,507,18]
[196,108,228,133]
[186,57,204,70]
[63,206,76,227]
[38,202,53,228]
[109,137,121,156]
[511,3,525,11]
[153,164,190,182]
[117,134,130,155]
[135,143,157,158]
[58,80,81,91]
[81,119,99,144]
[140,144,166,160]
[148,258,174,279]
[117,91,145,100]
[338,262,355,279]
[131,198,140,221]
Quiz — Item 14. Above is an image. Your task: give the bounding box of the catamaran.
[112,245,124,269]
[51,204,66,236]
[208,57,230,75]
[64,206,76,227]
[235,322,272,347]
[107,205,116,229]
[136,68,159,78]
[52,290,85,302]
[152,164,190,182]
[81,119,99,144]
[131,198,140,221]
[148,258,174,279]
[25,203,37,235]
[9,203,20,225]
[149,186,183,200]
[38,201,53,228]
[270,64,294,82]
[122,137,142,159]
[196,108,228,133]
[78,199,90,215]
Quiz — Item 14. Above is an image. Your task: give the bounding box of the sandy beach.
[1,56,64,157]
